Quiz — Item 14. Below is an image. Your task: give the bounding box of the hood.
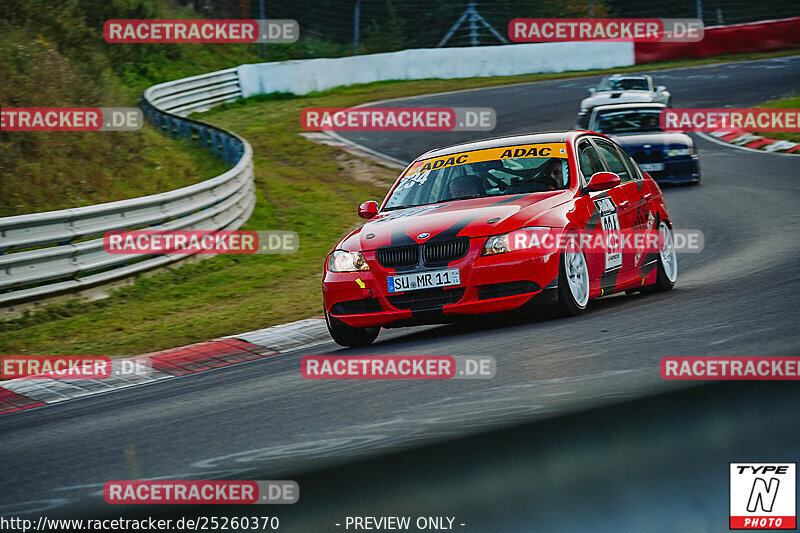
[338,192,572,251]
[609,131,692,149]
[582,91,654,108]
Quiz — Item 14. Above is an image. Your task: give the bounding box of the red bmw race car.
[322,131,678,346]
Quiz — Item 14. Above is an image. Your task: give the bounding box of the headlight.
[482,227,554,256]
[328,250,370,272]
[483,234,510,256]
[666,147,692,158]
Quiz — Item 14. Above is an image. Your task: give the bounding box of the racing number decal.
[394,170,430,191]
[594,197,622,271]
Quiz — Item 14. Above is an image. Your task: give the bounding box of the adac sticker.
[406,143,567,175]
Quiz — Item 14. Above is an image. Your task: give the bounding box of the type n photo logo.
[730,463,796,529]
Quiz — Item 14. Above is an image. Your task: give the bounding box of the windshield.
[593,109,663,134]
[598,77,650,92]
[383,143,570,211]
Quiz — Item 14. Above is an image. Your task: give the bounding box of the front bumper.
[322,239,560,328]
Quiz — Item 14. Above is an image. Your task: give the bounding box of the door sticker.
[594,197,622,271]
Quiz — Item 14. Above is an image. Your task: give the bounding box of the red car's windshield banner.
[405,143,568,176]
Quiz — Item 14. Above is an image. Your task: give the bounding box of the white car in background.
[578,74,672,128]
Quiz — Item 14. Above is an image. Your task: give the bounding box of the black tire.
[644,257,676,293]
[554,237,590,317]
[642,222,677,293]
[325,311,379,347]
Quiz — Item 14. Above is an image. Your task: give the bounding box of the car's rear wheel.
[325,311,379,347]
[555,234,590,316]
[643,221,677,293]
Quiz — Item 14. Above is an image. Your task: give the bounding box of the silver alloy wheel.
[565,247,590,307]
[659,221,678,282]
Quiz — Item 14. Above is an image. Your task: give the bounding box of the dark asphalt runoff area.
[1,56,799,528]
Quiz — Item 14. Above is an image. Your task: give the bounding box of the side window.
[627,152,644,180]
[577,139,605,186]
[615,145,640,181]
[593,139,633,183]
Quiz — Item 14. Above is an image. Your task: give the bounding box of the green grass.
[1,125,230,217]
[0,30,236,217]
[756,95,800,143]
[0,1,261,217]
[1,48,799,355]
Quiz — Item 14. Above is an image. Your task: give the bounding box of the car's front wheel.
[325,311,379,347]
[555,234,590,316]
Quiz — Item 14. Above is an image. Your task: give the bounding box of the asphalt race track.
[1,56,799,522]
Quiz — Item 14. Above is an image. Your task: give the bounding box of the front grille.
[387,287,466,311]
[422,238,470,265]
[330,298,382,316]
[376,245,419,268]
[632,150,664,164]
[376,238,469,268]
[478,281,540,300]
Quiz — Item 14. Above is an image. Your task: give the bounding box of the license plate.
[387,269,461,293]
[639,162,664,172]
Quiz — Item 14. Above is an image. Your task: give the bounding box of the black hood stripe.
[390,224,417,247]
[490,194,528,206]
[429,215,481,242]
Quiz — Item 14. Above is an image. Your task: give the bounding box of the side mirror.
[587,172,621,191]
[357,200,379,219]
[656,85,666,93]
[588,88,596,96]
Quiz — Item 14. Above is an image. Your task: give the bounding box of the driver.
[642,114,659,130]
[609,79,625,90]
[447,173,484,199]
[541,159,564,190]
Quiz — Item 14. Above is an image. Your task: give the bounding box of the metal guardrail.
[0,68,255,308]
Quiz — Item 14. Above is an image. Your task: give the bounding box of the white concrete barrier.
[238,42,635,97]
